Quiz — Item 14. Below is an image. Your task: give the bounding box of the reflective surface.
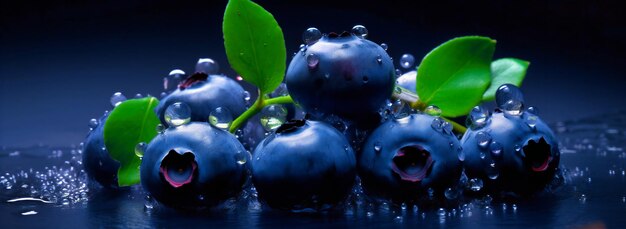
[1,111,626,228]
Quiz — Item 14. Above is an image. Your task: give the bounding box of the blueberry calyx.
[327,31,352,38]
[178,72,209,90]
[275,119,306,134]
[523,137,552,172]
[159,150,198,188]
[391,145,434,182]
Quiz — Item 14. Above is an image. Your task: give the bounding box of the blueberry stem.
[228,90,294,133]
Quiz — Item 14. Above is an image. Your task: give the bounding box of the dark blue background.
[1,0,625,147]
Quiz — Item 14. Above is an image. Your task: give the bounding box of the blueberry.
[358,114,463,203]
[285,31,395,123]
[82,113,122,189]
[460,111,560,196]
[141,122,249,209]
[155,73,247,127]
[251,120,356,211]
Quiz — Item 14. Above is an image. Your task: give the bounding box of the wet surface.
[1,111,626,228]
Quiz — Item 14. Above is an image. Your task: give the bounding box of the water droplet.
[395,69,402,77]
[376,55,383,64]
[437,208,446,216]
[475,131,491,148]
[466,106,489,129]
[243,91,251,104]
[260,105,288,131]
[236,151,248,165]
[135,142,146,158]
[468,178,483,191]
[164,102,191,127]
[21,210,38,216]
[400,54,415,69]
[195,58,220,75]
[424,105,442,117]
[351,25,368,38]
[88,118,99,129]
[144,195,155,212]
[209,107,233,130]
[306,53,320,70]
[527,106,538,114]
[445,188,458,199]
[302,27,322,45]
[512,204,518,212]
[380,43,388,51]
[110,92,127,107]
[579,194,587,204]
[156,124,165,133]
[374,141,382,152]
[164,69,186,92]
[496,84,525,116]
[526,115,538,128]
[430,117,445,132]
[480,152,486,159]
[489,141,503,157]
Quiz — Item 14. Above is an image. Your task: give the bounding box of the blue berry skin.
[82,113,121,189]
[285,32,395,123]
[358,114,463,203]
[141,122,249,209]
[251,120,357,211]
[461,112,560,196]
[155,74,246,126]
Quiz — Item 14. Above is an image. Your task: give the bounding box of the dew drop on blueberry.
[376,55,383,64]
[195,58,220,75]
[374,141,382,153]
[380,43,388,51]
[351,25,368,38]
[302,27,322,45]
[88,118,99,129]
[110,92,127,107]
[444,188,458,199]
[164,69,185,92]
[526,114,538,128]
[424,105,442,117]
[400,54,415,69]
[431,117,444,132]
[208,107,233,130]
[468,178,483,191]
[235,151,248,165]
[489,141,503,157]
[156,124,165,133]
[466,106,489,129]
[164,102,191,127]
[496,84,525,116]
[475,131,491,148]
[306,53,320,70]
[242,90,251,103]
[259,105,288,132]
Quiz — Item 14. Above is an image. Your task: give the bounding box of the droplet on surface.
[88,118,99,129]
[164,69,186,92]
[195,58,220,75]
[110,92,127,107]
[475,131,492,148]
[526,114,538,128]
[351,25,368,38]
[302,27,322,45]
[236,151,248,165]
[164,102,191,127]
[496,84,525,116]
[306,53,320,70]
[380,43,388,51]
[135,142,146,158]
[466,106,489,129]
[489,141,503,157]
[424,105,442,117]
[445,188,458,199]
[156,124,165,133]
[243,91,251,103]
[374,141,382,152]
[376,55,383,64]
[209,107,233,130]
[468,178,483,191]
[260,105,288,132]
[400,54,415,69]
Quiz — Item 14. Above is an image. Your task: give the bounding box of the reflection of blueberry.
[141,122,249,209]
[461,111,560,196]
[82,113,121,189]
[358,114,463,203]
[251,120,356,211]
[155,73,246,126]
[285,31,395,123]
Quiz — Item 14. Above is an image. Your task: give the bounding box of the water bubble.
[526,115,538,128]
[110,92,127,107]
[374,141,382,153]
[468,178,483,191]
[496,84,525,115]
[527,106,538,114]
[236,151,248,165]
[380,43,388,51]
[445,188,458,199]
[144,195,155,212]
[351,25,368,38]
[489,141,503,157]
[209,107,233,130]
[302,27,322,45]
[431,117,444,132]
[466,106,489,129]
[195,58,220,75]
[376,55,383,64]
[271,83,289,97]
[306,53,320,70]
[156,124,165,133]
[88,118,99,129]
[134,93,143,98]
[243,91,251,104]
[475,131,492,148]
[437,208,446,216]
[400,54,415,69]
[395,69,402,77]
[260,105,288,132]
[164,69,186,92]
[424,105,442,117]
[480,152,486,159]
[164,102,191,127]
[135,142,146,158]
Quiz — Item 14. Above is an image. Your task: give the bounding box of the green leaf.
[416,36,496,117]
[482,58,530,101]
[223,0,286,94]
[103,97,160,186]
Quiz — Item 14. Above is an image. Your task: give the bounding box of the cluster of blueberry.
[82,26,560,211]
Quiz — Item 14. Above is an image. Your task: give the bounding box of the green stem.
[228,92,294,133]
[441,116,467,134]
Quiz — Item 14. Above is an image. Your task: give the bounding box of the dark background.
[1,0,625,147]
